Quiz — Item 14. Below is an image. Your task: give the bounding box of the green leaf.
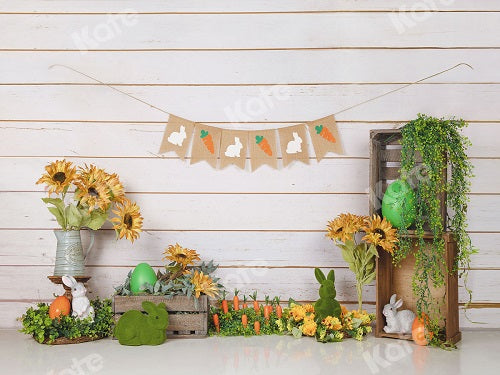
[47,206,66,229]
[66,204,83,229]
[41,197,65,213]
[292,327,302,338]
[85,209,108,230]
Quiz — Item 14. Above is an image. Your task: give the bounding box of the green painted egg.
[381,180,416,229]
[130,263,157,294]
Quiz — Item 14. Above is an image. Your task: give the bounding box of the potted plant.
[37,159,143,276]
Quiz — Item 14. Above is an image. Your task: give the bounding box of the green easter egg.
[381,180,416,229]
[130,263,157,294]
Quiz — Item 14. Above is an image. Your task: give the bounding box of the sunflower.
[36,159,76,195]
[74,165,111,211]
[104,172,126,203]
[191,270,219,298]
[110,199,143,243]
[362,214,398,253]
[163,243,201,268]
[326,213,366,243]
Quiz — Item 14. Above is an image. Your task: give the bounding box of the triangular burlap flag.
[158,114,195,159]
[220,129,248,170]
[278,124,309,167]
[307,115,343,161]
[190,124,222,169]
[249,129,278,171]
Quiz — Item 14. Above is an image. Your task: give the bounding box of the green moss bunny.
[314,268,341,321]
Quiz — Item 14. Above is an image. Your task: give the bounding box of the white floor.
[1,330,498,375]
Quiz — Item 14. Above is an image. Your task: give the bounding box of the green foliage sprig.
[19,298,114,344]
[396,114,475,316]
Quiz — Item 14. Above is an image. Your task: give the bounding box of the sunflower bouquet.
[115,244,222,302]
[326,213,398,312]
[37,159,143,242]
[284,303,374,342]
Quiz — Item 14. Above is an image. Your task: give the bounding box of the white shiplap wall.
[1,0,499,328]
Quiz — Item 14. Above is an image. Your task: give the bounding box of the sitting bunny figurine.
[114,301,169,346]
[314,268,341,321]
[62,275,95,322]
[383,294,415,334]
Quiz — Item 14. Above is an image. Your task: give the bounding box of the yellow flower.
[366,326,372,333]
[304,304,315,313]
[36,159,76,195]
[191,270,219,298]
[326,213,366,243]
[322,316,342,331]
[343,317,353,330]
[163,243,201,268]
[362,214,398,254]
[334,331,344,340]
[290,305,307,322]
[104,172,126,203]
[304,313,315,323]
[301,321,317,337]
[74,165,111,211]
[341,305,348,316]
[110,199,143,243]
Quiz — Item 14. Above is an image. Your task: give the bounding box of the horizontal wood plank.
[2,13,500,50]
[113,295,207,313]
[0,49,494,84]
[1,85,499,122]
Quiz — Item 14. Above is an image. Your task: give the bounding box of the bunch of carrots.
[212,290,283,335]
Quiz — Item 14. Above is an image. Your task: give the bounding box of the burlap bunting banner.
[249,129,278,171]
[191,124,222,168]
[158,114,195,159]
[278,124,309,167]
[220,129,248,170]
[307,115,343,161]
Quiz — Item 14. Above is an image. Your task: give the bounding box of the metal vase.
[53,229,95,276]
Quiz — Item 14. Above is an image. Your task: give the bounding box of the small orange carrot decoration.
[263,295,272,320]
[242,295,248,309]
[233,288,240,311]
[200,129,215,154]
[274,296,283,318]
[254,320,260,335]
[241,314,248,328]
[315,125,336,143]
[255,135,272,156]
[250,291,260,313]
[213,313,220,333]
[221,290,229,314]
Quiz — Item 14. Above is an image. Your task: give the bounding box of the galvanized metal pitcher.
[53,229,95,276]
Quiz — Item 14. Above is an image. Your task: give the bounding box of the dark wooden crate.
[370,129,460,344]
[113,295,208,338]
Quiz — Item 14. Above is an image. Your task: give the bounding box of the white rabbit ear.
[394,299,403,309]
[389,294,396,305]
[62,275,76,287]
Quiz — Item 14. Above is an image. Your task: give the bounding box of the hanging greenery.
[395,114,476,321]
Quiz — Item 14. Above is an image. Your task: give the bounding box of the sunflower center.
[124,213,133,229]
[336,228,343,233]
[88,187,99,197]
[375,228,386,239]
[177,254,187,259]
[53,172,66,183]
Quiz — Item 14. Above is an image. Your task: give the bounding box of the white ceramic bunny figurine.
[383,294,415,334]
[62,275,95,322]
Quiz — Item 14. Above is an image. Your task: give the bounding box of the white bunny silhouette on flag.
[225,137,243,158]
[286,132,303,154]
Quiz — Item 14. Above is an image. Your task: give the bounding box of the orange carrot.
[255,135,272,156]
[274,296,282,318]
[200,130,215,154]
[233,288,239,311]
[264,295,272,320]
[250,291,260,313]
[213,313,220,333]
[315,125,336,143]
[221,290,229,314]
[241,314,248,328]
[254,321,261,335]
[242,295,248,309]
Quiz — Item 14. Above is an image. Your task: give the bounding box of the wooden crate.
[370,129,461,344]
[113,295,208,338]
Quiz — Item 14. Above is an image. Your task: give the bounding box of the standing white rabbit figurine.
[383,294,415,334]
[62,275,95,322]
[286,132,303,154]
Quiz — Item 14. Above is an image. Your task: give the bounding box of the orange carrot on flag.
[255,135,272,156]
[200,129,215,154]
[315,125,336,143]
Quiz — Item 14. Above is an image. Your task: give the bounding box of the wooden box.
[369,129,461,344]
[113,295,208,338]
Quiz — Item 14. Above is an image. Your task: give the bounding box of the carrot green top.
[315,125,324,134]
[200,129,209,138]
[255,135,264,144]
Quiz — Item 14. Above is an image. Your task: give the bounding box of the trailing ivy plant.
[395,114,476,327]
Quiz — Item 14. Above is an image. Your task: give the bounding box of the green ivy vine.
[395,114,476,318]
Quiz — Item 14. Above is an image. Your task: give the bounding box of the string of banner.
[50,63,472,172]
